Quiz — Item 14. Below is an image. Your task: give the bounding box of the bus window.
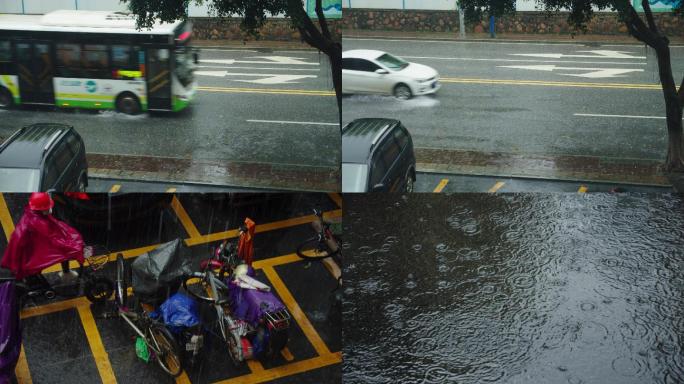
[0,41,12,74]
[111,45,131,67]
[82,44,108,79]
[56,44,81,78]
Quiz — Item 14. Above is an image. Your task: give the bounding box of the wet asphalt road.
[343,193,684,384]
[342,37,684,167]
[0,48,340,191]
[88,177,274,193]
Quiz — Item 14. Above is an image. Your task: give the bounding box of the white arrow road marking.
[200,56,318,66]
[575,113,684,120]
[195,71,317,84]
[512,50,645,59]
[499,65,643,78]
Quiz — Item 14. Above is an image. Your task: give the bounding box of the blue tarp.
[153,293,200,334]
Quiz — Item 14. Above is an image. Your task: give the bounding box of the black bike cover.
[131,239,192,302]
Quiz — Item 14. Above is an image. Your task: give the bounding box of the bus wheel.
[115,93,141,115]
[0,88,13,109]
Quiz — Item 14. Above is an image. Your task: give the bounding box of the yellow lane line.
[440,77,662,90]
[578,185,588,193]
[77,306,117,384]
[215,352,341,384]
[488,181,506,193]
[175,372,192,384]
[0,193,15,240]
[170,195,202,239]
[186,209,343,246]
[322,258,341,280]
[247,360,266,373]
[166,188,177,193]
[109,184,121,193]
[197,86,334,96]
[328,193,343,208]
[433,179,449,193]
[280,347,295,362]
[15,345,32,384]
[262,266,330,357]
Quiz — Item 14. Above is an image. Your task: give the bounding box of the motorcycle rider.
[1,193,85,283]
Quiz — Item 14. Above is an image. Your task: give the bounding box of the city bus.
[0,10,196,114]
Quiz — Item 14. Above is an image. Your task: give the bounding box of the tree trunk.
[654,45,684,171]
[329,44,342,127]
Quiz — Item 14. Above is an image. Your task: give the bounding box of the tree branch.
[623,5,659,47]
[641,0,659,34]
[315,0,332,40]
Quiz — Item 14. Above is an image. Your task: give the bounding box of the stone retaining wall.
[342,8,683,36]
[191,17,342,41]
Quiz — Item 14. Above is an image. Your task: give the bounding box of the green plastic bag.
[135,337,150,363]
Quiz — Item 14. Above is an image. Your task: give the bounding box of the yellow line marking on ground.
[77,306,117,384]
[15,344,32,384]
[166,188,177,193]
[262,266,330,357]
[197,86,334,96]
[186,209,343,246]
[433,179,449,193]
[215,352,341,384]
[488,181,506,193]
[175,372,192,384]
[0,193,15,240]
[43,244,159,274]
[578,185,588,193]
[328,193,343,208]
[440,77,662,90]
[109,184,121,193]
[20,296,89,319]
[247,359,266,373]
[280,347,295,362]
[322,258,341,280]
[170,195,202,239]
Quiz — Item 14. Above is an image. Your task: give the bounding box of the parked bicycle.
[112,239,200,377]
[296,209,341,262]
[183,231,291,366]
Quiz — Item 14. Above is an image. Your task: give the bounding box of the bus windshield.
[174,43,194,87]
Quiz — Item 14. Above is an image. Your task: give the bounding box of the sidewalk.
[342,29,684,45]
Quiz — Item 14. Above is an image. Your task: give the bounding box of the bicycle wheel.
[225,330,243,367]
[296,237,333,260]
[84,276,113,303]
[182,272,216,303]
[115,254,129,307]
[150,324,183,377]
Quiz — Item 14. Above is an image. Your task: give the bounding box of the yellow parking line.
[216,352,341,384]
[77,306,117,384]
[0,193,15,240]
[262,266,330,357]
[280,347,295,362]
[170,195,202,239]
[175,372,192,384]
[328,193,343,208]
[15,345,32,384]
[247,359,266,373]
[433,179,449,193]
[322,258,341,280]
[109,184,121,193]
[578,185,588,193]
[488,181,506,193]
[20,296,89,319]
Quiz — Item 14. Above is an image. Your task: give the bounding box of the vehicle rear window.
[380,136,401,169]
[356,59,381,73]
[42,159,59,189]
[52,142,73,174]
[369,155,386,187]
[393,127,409,150]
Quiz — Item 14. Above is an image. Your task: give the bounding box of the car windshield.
[0,168,40,192]
[376,53,409,71]
[342,163,369,192]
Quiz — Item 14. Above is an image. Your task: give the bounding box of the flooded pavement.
[342,193,684,384]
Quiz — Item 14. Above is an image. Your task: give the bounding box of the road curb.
[342,32,684,47]
[416,167,674,189]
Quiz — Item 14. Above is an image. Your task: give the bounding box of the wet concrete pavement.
[0,192,342,384]
[343,193,684,383]
[342,37,684,184]
[0,48,340,192]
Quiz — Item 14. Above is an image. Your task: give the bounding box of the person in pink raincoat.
[1,193,84,280]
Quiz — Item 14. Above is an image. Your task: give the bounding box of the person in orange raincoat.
[237,218,255,266]
[1,193,84,280]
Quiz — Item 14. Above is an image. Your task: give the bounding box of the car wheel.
[0,88,13,109]
[405,170,414,193]
[393,84,412,100]
[116,93,141,115]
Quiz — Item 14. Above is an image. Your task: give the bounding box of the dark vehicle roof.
[0,123,74,168]
[342,118,399,163]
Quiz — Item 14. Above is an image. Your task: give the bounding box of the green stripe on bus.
[172,97,190,112]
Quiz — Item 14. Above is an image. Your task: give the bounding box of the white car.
[342,49,440,99]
